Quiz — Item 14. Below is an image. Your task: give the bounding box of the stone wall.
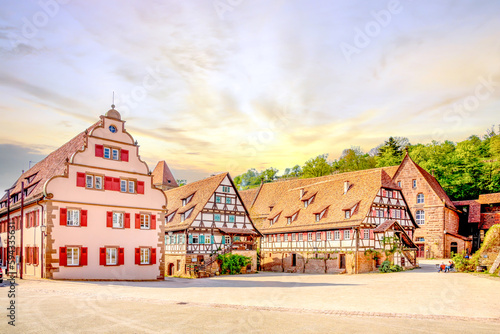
[444,234,471,258]
[232,250,257,273]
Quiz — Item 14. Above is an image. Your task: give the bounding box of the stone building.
[243,168,419,274]
[392,153,469,259]
[0,106,168,280]
[164,173,261,278]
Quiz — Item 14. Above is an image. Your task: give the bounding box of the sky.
[1,0,500,191]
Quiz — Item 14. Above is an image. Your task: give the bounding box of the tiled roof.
[445,231,472,241]
[373,220,417,248]
[478,193,500,205]
[164,173,228,230]
[453,199,481,223]
[239,187,259,208]
[0,121,100,211]
[152,161,178,188]
[395,153,456,209]
[250,168,400,234]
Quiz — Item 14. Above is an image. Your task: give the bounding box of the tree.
[262,167,279,182]
[302,154,333,178]
[234,168,261,190]
[176,179,187,186]
[283,165,303,178]
[375,137,409,167]
[334,146,376,173]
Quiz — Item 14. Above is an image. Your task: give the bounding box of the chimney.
[300,188,304,199]
[344,181,350,194]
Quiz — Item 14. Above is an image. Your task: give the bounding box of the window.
[304,201,308,208]
[107,248,117,265]
[397,181,401,187]
[417,193,424,204]
[364,230,369,239]
[394,210,401,219]
[120,180,127,192]
[216,196,221,203]
[316,232,321,241]
[268,235,272,242]
[299,233,303,241]
[412,179,417,188]
[128,181,135,193]
[222,186,230,193]
[387,191,392,198]
[67,247,80,266]
[225,236,231,244]
[224,197,231,204]
[95,176,103,189]
[179,235,185,244]
[214,214,221,222]
[192,235,199,244]
[315,214,320,222]
[377,210,384,218]
[229,215,235,223]
[67,209,80,226]
[344,230,350,240]
[140,248,150,264]
[284,234,288,242]
[416,210,425,225]
[308,232,312,241]
[334,231,340,240]
[287,217,291,225]
[140,214,150,229]
[327,231,332,240]
[205,235,211,244]
[417,237,425,242]
[277,234,281,242]
[112,149,119,160]
[345,210,351,219]
[113,212,124,228]
[86,175,93,188]
[180,213,185,222]
[104,147,111,159]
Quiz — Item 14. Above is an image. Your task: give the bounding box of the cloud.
[0,144,46,192]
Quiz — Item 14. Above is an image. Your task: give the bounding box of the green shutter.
[188,234,193,244]
[211,235,214,244]
[221,236,225,244]
[200,235,205,244]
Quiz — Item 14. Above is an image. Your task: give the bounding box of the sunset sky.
[1,0,500,191]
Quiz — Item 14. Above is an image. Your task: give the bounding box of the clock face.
[109,125,117,133]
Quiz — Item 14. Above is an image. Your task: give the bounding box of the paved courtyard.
[1,260,499,333]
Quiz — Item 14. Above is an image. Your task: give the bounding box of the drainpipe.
[355,227,359,274]
[36,199,44,278]
[20,181,24,279]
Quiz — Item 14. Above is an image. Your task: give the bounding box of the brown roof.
[445,231,472,241]
[250,168,401,234]
[218,227,258,235]
[152,161,178,188]
[453,199,481,223]
[478,193,500,205]
[395,153,456,209]
[239,187,259,208]
[164,173,227,230]
[0,121,100,211]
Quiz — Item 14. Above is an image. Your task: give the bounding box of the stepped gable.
[0,121,100,209]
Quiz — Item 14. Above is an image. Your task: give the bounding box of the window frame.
[140,247,151,265]
[417,193,425,204]
[412,179,417,188]
[327,231,332,240]
[334,230,340,240]
[214,214,221,222]
[228,215,235,223]
[113,212,124,229]
[67,209,80,227]
[416,210,425,225]
[140,214,151,229]
[344,230,350,240]
[66,247,80,266]
[364,230,369,239]
[307,232,312,241]
[106,247,118,266]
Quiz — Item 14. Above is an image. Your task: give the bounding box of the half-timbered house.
[164,173,261,277]
[243,168,419,274]
[0,106,168,280]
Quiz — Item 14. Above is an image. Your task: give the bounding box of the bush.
[452,250,479,272]
[378,260,403,273]
[217,254,251,275]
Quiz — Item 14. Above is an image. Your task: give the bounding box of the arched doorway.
[167,263,175,276]
[450,242,458,256]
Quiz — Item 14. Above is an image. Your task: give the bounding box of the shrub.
[217,254,252,275]
[452,250,479,272]
[379,260,403,273]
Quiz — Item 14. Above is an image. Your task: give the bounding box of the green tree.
[262,167,279,182]
[302,154,333,178]
[283,165,303,178]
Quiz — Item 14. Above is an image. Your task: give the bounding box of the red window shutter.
[360,229,364,239]
[340,231,344,240]
[104,176,113,190]
[99,248,106,266]
[370,230,374,240]
[81,247,88,266]
[34,247,39,265]
[59,247,67,266]
[121,150,129,162]
[135,248,140,265]
[95,144,104,157]
[151,248,156,264]
[76,172,86,187]
[281,234,284,241]
[135,214,141,229]
[81,210,88,227]
[124,213,130,229]
[60,208,67,226]
[30,247,34,264]
[113,178,120,191]
[151,215,156,230]
[350,230,354,240]
[36,210,40,227]
[321,232,326,241]
[288,233,292,240]
[106,211,113,227]
[303,232,307,241]
[118,248,125,265]
[25,247,29,264]
[137,181,145,194]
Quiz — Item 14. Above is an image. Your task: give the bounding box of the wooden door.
[339,254,346,269]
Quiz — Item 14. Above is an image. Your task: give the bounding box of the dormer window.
[287,217,292,225]
[315,214,320,222]
[344,181,350,194]
[285,211,298,225]
[345,210,351,219]
[166,211,176,223]
[269,213,280,226]
[182,193,195,206]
